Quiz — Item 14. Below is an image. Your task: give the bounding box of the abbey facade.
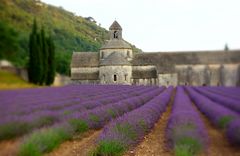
[71,21,240,86]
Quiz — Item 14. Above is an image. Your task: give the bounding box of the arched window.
[124,74,127,81]
[113,31,118,39]
[127,51,130,57]
[114,75,117,81]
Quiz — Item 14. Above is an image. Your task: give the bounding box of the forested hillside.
[0,0,141,75]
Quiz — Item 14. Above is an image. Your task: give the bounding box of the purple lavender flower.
[226,119,240,146]
[95,86,173,155]
[166,87,208,156]
[0,85,162,140]
[186,87,239,128]
[194,87,240,114]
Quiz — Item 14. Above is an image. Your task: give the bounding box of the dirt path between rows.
[0,139,20,156]
[186,89,240,156]
[45,130,101,156]
[196,107,240,156]
[124,91,175,156]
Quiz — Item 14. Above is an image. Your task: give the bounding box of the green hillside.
[0,70,36,89]
[0,0,141,75]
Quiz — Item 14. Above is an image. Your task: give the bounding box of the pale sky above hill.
[42,0,240,52]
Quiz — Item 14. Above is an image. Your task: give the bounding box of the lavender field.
[0,85,239,156]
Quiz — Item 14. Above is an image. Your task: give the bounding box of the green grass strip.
[18,125,73,156]
[0,122,31,140]
[90,140,126,156]
[174,137,202,156]
[217,116,235,129]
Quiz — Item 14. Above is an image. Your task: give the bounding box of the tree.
[28,19,38,84]
[46,34,55,85]
[35,29,43,84]
[0,21,19,63]
[224,44,229,51]
[40,27,48,85]
[28,19,55,85]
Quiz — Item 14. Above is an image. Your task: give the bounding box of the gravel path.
[0,139,20,156]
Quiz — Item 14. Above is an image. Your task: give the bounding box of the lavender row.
[194,87,240,114]
[0,86,155,127]
[205,86,240,101]
[93,87,173,155]
[62,86,157,114]
[226,119,240,145]
[0,85,117,114]
[0,86,154,122]
[185,87,240,146]
[9,86,146,116]
[0,85,129,107]
[0,86,163,140]
[0,85,147,118]
[209,86,240,96]
[0,85,113,104]
[0,85,133,111]
[17,87,166,156]
[166,87,208,155]
[67,87,165,130]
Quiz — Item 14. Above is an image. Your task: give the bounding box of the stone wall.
[191,65,206,86]
[175,65,189,85]
[71,67,99,80]
[208,64,221,86]
[53,74,71,86]
[99,65,132,84]
[175,64,240,86]
[71,80,99,84]
[71,67,99,73]
[221,64,239,86]
[132,65,156,71]
[132,78,157,85]
[158,73,178,86]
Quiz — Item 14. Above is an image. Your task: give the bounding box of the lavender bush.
[186,87,239,128]
[18,122,74,156]
[67,87,164,130]
[0,85,158,140]
[194,87,240,114]
[186,87,240,146]
[226,119,240,145]
[93,86,173,155]
[16,86,164,156]
[166,87,208,156]
[205,86,240,101]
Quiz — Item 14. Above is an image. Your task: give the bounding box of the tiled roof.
[71,52,99,67]
[100,52,131,66]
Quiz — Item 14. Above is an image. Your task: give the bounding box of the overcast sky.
[41,0,240,52]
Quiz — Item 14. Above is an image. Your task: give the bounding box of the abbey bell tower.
[99,20,133,84]
[109,20,122,40]
[99,21,133,60]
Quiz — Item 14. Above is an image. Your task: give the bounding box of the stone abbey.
[71,21,240,86]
